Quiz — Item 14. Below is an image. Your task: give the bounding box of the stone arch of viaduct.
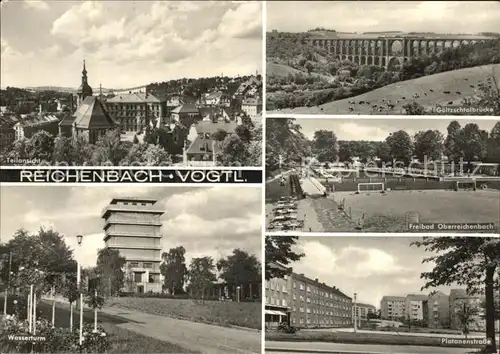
[309,37,490,70]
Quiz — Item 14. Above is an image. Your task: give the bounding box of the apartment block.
[265,263,352,329]
[427,291,450,329]
[380,296,406,320]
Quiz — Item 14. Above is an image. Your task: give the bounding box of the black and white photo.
[0,185,262,353]
[265,235,500,354]
[266,1,500,116]
[266,118,500,233]
[0,1,263,167]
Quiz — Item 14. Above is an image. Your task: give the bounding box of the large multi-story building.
[101,197,164,293]
[353,302,376,325]
[265,263,353,329]
[380,296,406,320]
[241,98,262,118]
[427,291,450,329]
[105,92,167,132]
[405,294,429,322]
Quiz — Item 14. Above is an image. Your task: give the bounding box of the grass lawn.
[0,297,192,353]
[268,63,500,114]
[265,331,484,349]
[106,297,261,330]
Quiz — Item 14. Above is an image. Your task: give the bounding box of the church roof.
[73,96,116,129]
[77,83,93,95]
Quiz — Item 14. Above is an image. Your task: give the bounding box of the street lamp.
[76,235,83,345]
[353,292,357,333]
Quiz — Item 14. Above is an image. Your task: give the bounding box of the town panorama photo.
[0,0,263,166]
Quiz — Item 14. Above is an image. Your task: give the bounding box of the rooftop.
[171,104,199,114]
[106,92,163,104]
[73,96,116,129]
[110,197,159,204]
[194,120,237,134]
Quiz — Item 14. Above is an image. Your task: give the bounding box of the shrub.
[0,315,110,353]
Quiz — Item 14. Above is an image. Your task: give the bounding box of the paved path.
[310,196,357,232]
[101,305,261,354]
[265,341,473,354]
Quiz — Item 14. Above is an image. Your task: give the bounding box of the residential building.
[101,197,164,294]
[380,296,406,320]
[241,98,262,119]
[265,262,353,329]
[405,294,428,322]
[184,119,237,164]
[426,291,450,329]
[170,104,201,127]
[105,92,167,132]
[14,114,60,140]
[353,302,376,325]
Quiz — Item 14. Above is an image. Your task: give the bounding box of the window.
[134,272,142,283]
[144,263,153,269]
[130,262,139,267]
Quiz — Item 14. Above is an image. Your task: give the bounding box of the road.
[100,304,260,354]
[265,341,474,354]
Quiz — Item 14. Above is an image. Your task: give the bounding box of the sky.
[0,0,262,88]
[286,236,471,307]
[292,118,499,141]
[267,1,500,34]
[0,186,262,269]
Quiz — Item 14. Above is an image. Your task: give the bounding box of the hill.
[267,63,500,115]
[267,62,337,84]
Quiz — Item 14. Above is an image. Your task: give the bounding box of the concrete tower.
[102,197,164,293]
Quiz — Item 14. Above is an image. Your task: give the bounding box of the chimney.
[315,278,319,282]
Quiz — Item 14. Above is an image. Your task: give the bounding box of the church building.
[59,61,116,144]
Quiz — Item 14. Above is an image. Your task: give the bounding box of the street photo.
[0,1,262,167]
[0,185,262,354]
[265,235,500,354]
[266,118,500,233]
[266,1,500,115]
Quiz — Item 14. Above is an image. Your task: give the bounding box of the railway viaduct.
[308,35,495,70]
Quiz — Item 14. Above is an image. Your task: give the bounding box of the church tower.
[77,60,93,106]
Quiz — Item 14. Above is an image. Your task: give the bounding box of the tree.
[375,141,392,164]
[455,301,481,338]
[413,130,444,162]
[304,61,314,73]
[61,275,79,331]
[313,130,338,162]
[91,129,130,165]
[486,122,500,163]
[367,311,379,320]
[235,125,252,142]
[444,121,463,163]
[386,130,413,166]
[219,134,249,166]
[212,129,228,142]
[458,123,488,166]
[26,131,55,163]
[265,236,304,280]
[188,257,217,302]
[217,249,261,284]
[133,134,139,144]
[160,246,188,295]
[411,237,500,353]
[95,248,126,297]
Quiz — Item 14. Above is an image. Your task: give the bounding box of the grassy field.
[107,297,261,330]
[0,297,190,353]
[267,62,336,83]
[268,63,500,114]
[333,190,500,232]
[265,331,484,349]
